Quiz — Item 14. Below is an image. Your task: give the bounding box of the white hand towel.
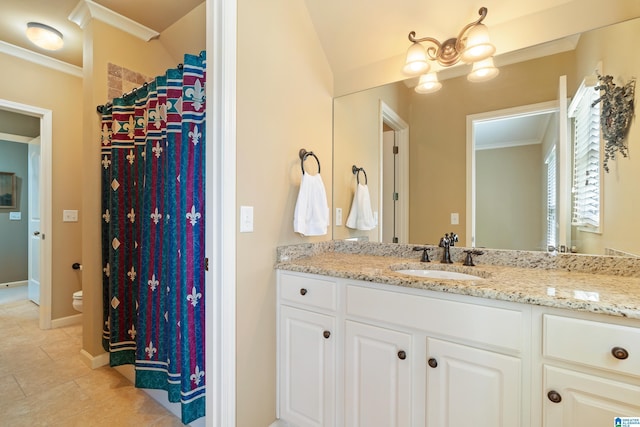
[293,173,329,236]
[346,183,376,230]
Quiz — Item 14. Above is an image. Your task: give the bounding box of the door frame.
[379,101,409,243]
[465,100,560,249]
[0,99,52,329]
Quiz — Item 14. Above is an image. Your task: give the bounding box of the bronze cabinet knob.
[397,350,407,360]
[547,390,562,403]
[323,330,331,339]
[611,346,629,360]
[427,358,438,368]
[299,288,307,296]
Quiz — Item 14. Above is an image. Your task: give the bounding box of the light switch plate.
[335,208,342,226]
[240,206,254,232]
[9,212,21,220]
[63,210,79,222]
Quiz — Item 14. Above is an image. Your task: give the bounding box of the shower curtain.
[100,51,206,424]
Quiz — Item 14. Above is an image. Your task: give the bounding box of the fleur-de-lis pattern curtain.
[100,52,206,424]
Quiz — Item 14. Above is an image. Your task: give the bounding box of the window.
[568,80,601,230]
[545,147,557,248]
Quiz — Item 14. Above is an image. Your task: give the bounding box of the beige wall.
[81,18,203,356]
[476,144,543,250]
[409,51,576,246]
[572,18,640,255]
[333,81,412,241]
[0,52,83,319]
[236,0,333,424]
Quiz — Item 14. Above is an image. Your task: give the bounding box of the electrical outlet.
[63,210,79,222]
[451,212,459,225]
[335,208,342,226]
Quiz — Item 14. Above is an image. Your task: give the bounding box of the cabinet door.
[345,320,413,427]
[279,305,335,427]
[426,338,521,427]
[544,365,640,426]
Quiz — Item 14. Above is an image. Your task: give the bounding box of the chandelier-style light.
[403,7,499,93]
[26,22,64,51]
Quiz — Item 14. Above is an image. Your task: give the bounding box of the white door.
[28,139,41,305]
[279,305,336,427]
[345,320,412,427]
[426,337,521,427]
[544,365,640,426]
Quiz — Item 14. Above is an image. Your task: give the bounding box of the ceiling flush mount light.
[403,7,498,93]
[26,22,64,51]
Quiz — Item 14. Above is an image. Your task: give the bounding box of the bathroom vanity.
[275,243,640,427]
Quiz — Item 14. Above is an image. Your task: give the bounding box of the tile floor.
[0,297,187,426]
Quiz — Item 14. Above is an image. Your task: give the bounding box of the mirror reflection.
[333,17,640,256]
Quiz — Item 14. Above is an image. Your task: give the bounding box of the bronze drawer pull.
[299,288,307,296]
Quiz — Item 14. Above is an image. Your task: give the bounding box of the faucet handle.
[413,246,432,262]
[449,232,459,246]
[463,249,483,266]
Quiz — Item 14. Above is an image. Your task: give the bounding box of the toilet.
[72,290,83,312]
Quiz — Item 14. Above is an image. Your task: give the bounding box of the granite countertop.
[276,243,640,319]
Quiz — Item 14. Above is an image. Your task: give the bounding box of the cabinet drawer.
[543,314,640,377]
[346,284,523,352]
[279,272,337,311]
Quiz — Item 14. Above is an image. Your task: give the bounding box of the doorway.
[0,99,53,329]
[466,100,559,250]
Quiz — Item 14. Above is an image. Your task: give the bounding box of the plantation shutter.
[545,147,557,248]
[569,81,600,229]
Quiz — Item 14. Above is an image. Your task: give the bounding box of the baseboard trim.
[51,313,82,328]
[80,349,110,369]
[0,280,28,288]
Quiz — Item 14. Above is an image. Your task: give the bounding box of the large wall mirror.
[333,17,640,256]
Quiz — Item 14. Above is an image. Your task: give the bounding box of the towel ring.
[299,149,321,174]
[352,165,368,185]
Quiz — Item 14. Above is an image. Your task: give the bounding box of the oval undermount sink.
[395,269,484,281]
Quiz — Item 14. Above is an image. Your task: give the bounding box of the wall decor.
[593,74,636,172]
[0,172,16,208]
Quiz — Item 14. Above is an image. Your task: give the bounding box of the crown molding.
[69,0,159,41]
[0,41,83,78]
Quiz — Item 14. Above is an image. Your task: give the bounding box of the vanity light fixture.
[403,7,499,93]
[26,22,64,51]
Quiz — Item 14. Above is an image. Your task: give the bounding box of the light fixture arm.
[454,7,488,48]
[407,7,489,67]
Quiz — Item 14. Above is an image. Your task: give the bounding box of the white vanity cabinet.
[277,272,338,427]
[277,270,529,427]
[278,268,640,427]
[539,311,640,426]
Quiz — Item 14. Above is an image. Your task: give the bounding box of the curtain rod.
[96,62,184,114]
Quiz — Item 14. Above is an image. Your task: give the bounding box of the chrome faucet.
[439,232,457,264]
